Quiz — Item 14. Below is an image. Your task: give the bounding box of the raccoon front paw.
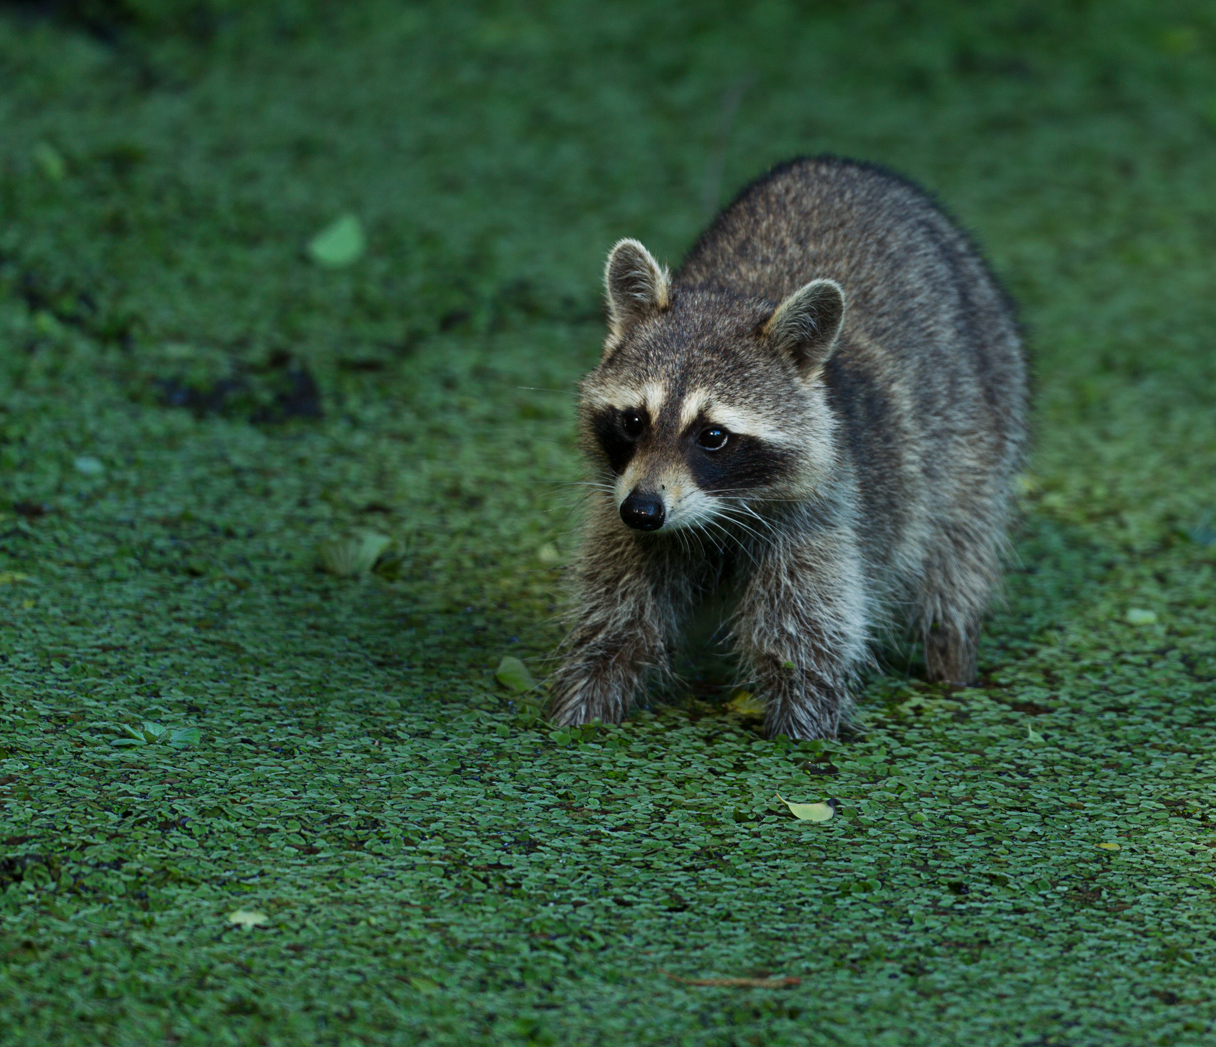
[764,707,841,742]
[759,666,846,741]
[546,664,631,727]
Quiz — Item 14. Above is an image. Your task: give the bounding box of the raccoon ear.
[764,279,846,378]
[604,239,670,344]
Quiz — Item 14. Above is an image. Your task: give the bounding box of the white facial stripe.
[701,404,792,445]
[583,381,634,411]
[585,380,667,415]
[678,389,712,432]
[676,389,791,445]
[641,381,666,417]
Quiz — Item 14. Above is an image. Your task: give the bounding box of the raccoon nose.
[620,491,666,531]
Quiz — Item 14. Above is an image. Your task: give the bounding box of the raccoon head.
[579,239,846,535]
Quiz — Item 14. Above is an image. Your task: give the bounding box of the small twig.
[661,968,801,989]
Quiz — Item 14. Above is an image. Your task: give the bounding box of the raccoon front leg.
[548,536,686,727]
[733,530,871,740]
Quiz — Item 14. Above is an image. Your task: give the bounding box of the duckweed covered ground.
[2,2,1216,1044]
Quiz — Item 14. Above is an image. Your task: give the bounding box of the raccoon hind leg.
[915,535,1000,687]
[922,614,982,686]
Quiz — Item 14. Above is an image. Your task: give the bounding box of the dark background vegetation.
[1,1,1215,1044]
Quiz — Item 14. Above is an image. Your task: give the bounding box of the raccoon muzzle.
[620,490,665,531]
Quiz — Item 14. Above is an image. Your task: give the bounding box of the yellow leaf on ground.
[725,690,765,716]
[777,794,834,822]
[0,572,32,585]
[1126,608,1157,626]
[228,910,269,928]
[1095,842,1121,851]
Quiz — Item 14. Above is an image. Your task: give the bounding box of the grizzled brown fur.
[549,156,1027,740]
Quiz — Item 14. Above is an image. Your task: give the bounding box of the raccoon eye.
[697,426,729,451]
[620,410,646,439]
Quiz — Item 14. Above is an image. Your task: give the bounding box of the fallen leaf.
[228,910,269,928]
[32,142,66,181]
[725,689,765,716]
[1027,724,1045,742]
[777,794,834,822]
[0,572,32,585]
[73,456,105,476]
[1095,842,1121,851]
[307,214,366,268]
[1125,608,1157,626]
[661,968,800,988]
[536,542,562,566]
[318,531,392,576]
[495,656,536,693]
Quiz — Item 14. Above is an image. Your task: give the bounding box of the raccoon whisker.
[719,501,778,538]
[722,499,787,543]
[546,481,616,492]
[701,515,765,570]
[689,520,723,559]
[711,506,775,549]
[701,489,806,504]
[684,528,707,560]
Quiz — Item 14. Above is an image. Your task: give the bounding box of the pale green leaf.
[495,656,536,693]
[777,794,834,822]
[228,910,269,928]
[73,456,105,476]
[32,142,66,181]
[307,214,366,267]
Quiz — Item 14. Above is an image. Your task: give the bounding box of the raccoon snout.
[620,490,666,531]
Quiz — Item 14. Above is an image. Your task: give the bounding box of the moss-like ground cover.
[2,2,1215,1044]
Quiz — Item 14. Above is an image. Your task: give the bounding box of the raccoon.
[548,156,1027,740]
